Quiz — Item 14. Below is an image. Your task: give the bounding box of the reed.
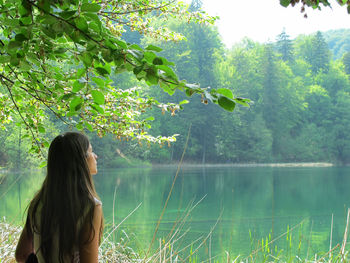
[2,211,350,263]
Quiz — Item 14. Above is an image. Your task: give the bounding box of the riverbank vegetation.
[2,217,350,262]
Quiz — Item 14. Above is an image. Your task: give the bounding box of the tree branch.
[27,0,104,46]
[0,78,45,159]
[2,69,69,125]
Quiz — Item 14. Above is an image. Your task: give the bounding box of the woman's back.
[31,198,102,263]
[15,132,103,263]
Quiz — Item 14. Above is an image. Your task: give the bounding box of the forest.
[1,4,350,168]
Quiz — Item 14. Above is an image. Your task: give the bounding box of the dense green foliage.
[92,26,350,165]
[324,29,350,60]
[1,0,350,167]
[2,22,350,167]
[0,0,243,164]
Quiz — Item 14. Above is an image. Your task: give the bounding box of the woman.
[15,132,103,263]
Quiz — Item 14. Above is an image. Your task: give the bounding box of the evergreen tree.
[309,31,331,74]
[275,29,294,62]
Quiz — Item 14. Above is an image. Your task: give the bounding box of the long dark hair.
[28,132,103,263]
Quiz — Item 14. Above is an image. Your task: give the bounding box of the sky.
[194,0,350,47]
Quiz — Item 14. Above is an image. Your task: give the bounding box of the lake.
[1,165,350,260]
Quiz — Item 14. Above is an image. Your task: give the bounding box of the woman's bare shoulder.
[93,197,102,206]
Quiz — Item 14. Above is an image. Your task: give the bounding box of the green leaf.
[115,40,128,49]
[10,56,20,66]
[92,77,105,88]
[41,14,57,25]
[19,4,30,16]
[133,65,144,75]
[105,39,118,50]
[19,16,32,25]
[179,100,189,105]
[91,90,105,105]
[84,13,101,28]
[185,88,194,97]
[76,123,83,131]
[95,67,109,76]
[280,0,291,7]
[15,33,28,42]
[69,96,83,111]
[130,44,143,51]
[38,126,46,133]
[61,93,75,101]
[52,22,64,34]
[158,57,175,66]
[43,140,50,148]
[42,26,56,39]
[62,21,74,35]
[80,52,93,67]
[75,16,88,32]
[67,110,76,117]
[72,80,84,92]
[3,18,20,27]
[54,47,67,54]
[101,49,112,62]
[19,60,31,71]
[157,65,177,79]
[146,73,159,85]
[38,0,50,12]
[8,41,22,49]
[218,96,235,112]
[81,3,101,13]
[153,57,163,65]
[76,67,86,78]
[0,56,11,64]
[146,45,163,52]
[85,122,93,131]
[234,97,250,107]
[39,161,47,168]
[59,10,77,19]
[216,88,233,99]
[91,103,104,114]
[144,51,157,64]
[127,49,143,60]
[89,21,101,34]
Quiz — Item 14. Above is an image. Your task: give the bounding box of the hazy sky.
[194,0,350,47]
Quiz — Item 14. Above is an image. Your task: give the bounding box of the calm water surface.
[1,166,350,259]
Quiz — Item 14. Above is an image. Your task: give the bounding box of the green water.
[2,166,350,260]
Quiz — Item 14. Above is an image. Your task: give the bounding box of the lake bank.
[152,162,334,168]
[1,219,349,263]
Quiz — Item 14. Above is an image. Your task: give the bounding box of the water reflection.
[1,166,350,259]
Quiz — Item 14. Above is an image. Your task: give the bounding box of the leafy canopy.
[0,0,246,156]
[280,0,350,16]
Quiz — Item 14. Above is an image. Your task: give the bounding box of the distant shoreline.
[152,162,334,168]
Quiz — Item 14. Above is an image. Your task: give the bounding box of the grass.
[2,209,350,263]
[0,219,139,263]
[0,221,21,263]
